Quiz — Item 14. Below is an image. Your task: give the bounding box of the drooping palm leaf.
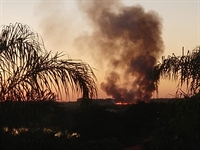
[0,22,97,101]
[154,46,200,96]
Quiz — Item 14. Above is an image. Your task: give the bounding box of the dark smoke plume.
[77,0,164,103]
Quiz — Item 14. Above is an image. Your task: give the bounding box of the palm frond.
[0,22,97,101]
[154,46,200,96]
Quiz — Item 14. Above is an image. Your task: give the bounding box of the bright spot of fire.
[115,102,129,105]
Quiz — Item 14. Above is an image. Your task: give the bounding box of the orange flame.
[115,102,129,105]
[115,101,138,105]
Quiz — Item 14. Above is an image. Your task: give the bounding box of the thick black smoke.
[77,0,164,103]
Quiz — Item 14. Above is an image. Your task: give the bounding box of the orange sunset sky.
[0,0,199,101]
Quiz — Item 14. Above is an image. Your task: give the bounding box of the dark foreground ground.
[0,97,199,150]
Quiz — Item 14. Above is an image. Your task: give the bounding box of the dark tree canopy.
[0,22,97,101]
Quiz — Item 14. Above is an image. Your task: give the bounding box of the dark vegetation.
[0,98,199,150]
[0,23,199,149]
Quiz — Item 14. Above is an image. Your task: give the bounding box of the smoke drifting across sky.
[77,0,164,103]
[35,0,81,56]
[36,0,164,102]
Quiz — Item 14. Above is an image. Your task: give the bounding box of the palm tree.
[154,46,200,97]
[0,22,97,102]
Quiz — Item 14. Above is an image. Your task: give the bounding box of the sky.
[0,0,199,100]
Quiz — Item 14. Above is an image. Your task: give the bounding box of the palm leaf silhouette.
[0,23,97,101]
[154,46,200,96]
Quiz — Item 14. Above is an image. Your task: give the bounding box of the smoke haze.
[35,0,83,57]
[36,0,164,102]
[77,0,164,102]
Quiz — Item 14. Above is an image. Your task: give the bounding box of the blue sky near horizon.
[0,0,199,100]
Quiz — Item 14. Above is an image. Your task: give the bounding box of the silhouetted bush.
[143,97,200,150]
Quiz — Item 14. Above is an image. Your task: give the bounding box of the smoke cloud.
[77,0,164,102]
[36,0,164,102]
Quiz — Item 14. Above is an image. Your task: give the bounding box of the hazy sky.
[0,0,199,100]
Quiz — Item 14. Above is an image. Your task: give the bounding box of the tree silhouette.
[154,46,200,97]
[0,23,97,101]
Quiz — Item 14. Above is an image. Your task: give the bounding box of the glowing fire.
[115,101,138,105]
[115,102,129,105]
